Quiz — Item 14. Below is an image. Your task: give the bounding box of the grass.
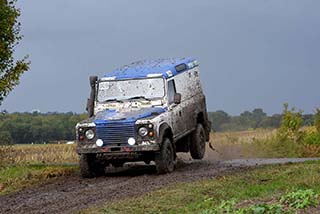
[211,129,276,145]
[0,144,79,195]
[0,164,78,195]
[0,144,78,167]
[211,128,320,158]
[84,161,320,214]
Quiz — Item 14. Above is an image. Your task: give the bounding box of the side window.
[167,80,176,104]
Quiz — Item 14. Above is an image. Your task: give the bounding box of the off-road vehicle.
[76,58,211,178]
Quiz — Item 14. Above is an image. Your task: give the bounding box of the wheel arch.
[196,111,210,141]
[196,112,205,126]
[158,123,173,144]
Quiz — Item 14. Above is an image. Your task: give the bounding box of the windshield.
[97,78,165,102]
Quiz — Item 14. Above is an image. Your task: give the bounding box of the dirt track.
[1,156,319,214]
[0,160,244,214]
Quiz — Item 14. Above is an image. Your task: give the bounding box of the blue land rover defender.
[76,58,211,178]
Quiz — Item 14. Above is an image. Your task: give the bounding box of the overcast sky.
[1,0,320,115]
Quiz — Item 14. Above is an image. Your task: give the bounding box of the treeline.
[0,108,317,144]
[0,112,86,145]
[208,108,314,132]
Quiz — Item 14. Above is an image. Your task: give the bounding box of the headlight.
[85,129,95,140]
[138,127,148,137]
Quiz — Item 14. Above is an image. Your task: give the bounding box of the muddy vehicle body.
[76,58,211,178]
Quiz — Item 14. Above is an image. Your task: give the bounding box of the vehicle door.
[167,79,185,137]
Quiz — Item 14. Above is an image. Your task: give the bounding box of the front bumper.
[76,142,160,154]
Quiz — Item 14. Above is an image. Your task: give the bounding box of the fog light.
[96,139,104,147]
[128,138,136,145]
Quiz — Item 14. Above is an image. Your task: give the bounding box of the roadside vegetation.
[0,144,78,167]
[0,144,78,195]
[212,104,320,158]
[0,164,77,195]
[84,161,320,214]
[208,107,314,132]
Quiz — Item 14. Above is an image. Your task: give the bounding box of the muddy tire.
[155,138,175,174]
[80,154,104,178]
[190,124,206,159]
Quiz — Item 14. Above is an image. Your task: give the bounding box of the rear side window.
[167,80,176,104]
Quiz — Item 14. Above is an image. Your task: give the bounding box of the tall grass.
[210,127,320,158]
[0,144,78,168]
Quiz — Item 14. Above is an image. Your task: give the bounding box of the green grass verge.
[84,161,320,214]
[0,164,78,195]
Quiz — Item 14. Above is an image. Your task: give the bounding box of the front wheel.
[155,138,175,174]
[190,124,206,159]
[79,154,105,178]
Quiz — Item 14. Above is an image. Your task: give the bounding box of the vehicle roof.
[102,57,198,80]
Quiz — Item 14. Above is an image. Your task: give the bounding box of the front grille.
[96,122,135,145]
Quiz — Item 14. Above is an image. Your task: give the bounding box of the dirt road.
[0,156,319,214]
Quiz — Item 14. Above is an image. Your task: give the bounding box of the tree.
[208,110,230,131]
[0,131,13,145]
[252,108,267,128]
[302,114,314,126]
[0,0,30,105]
[259,114,281,128]
[239,111,254,129]
[315,108,320,133]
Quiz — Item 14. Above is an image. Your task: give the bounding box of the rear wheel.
[155,138,175,174]
[190,124,206,159]
[79,154,105,178]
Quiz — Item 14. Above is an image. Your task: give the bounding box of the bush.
[281,104,303,132]
[277,103,304,143]
[303,131,320,146]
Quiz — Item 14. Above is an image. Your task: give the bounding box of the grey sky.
[1,0,320,115]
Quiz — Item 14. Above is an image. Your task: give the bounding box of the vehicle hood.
[93,107,166,124]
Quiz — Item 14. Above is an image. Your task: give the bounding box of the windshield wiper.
[128,96,151,101]
[102,98,123,103]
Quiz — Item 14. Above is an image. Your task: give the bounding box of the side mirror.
[174,93,181,104]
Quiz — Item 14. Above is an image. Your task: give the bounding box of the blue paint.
[94,107,166,125]
[103,57,197,80]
